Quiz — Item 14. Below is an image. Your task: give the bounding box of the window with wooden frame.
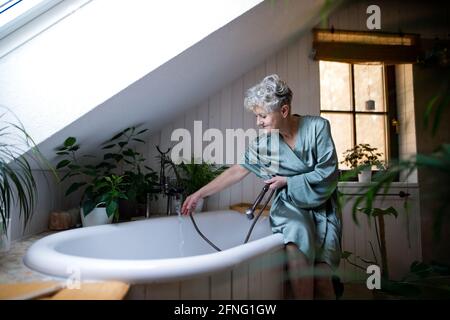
[313,29,419,178]
[319,61,399,173]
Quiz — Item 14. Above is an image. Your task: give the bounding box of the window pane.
[319,61,352,111]
[321,112,354,170]
[354,64,385,112]
[356,114,387,165]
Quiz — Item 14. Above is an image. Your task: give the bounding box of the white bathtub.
[24,210,287,299]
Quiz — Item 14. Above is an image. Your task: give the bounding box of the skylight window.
[0,1,22,15]
[0,0,62,40]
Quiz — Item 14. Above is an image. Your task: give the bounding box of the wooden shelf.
[0,281,130,300]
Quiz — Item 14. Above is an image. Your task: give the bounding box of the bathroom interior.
[0,0,449,300]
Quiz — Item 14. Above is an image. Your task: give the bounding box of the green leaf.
[61,171,79,181]
[137,129,148,135]
[106,201,118,218]
[108,128,131,142]
[341,251,353,259]
[102,144,116,150]
[123,149,134,157]
[56,151,69,156]
[65,182,86,196]
[56,159,70,169]
[56,145,68,152]
[372,206,398,218]
[93,182,108,191]
[82,199,96,217]
[64,137,76,147]
[119,193,128,200]
[109,131,124,141]
[68,145,80,152]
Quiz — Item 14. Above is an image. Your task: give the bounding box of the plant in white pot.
[80,174,128,227]
[173,156,227,212]
[100,126,159,221]
[56,137,128,227]
[340,143,385,183]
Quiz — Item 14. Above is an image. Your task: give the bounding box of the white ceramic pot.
[0,218,11,253]
[80,207,113,227]
[358,168,372,183]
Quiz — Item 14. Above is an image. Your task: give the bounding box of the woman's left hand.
[264,176,287,190]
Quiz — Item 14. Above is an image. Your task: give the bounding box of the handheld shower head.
[245,208,255,220]
[246,184,271,220]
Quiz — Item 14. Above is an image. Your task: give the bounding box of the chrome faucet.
[155,145,184,216]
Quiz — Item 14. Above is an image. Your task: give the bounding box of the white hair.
[244,74,293,113]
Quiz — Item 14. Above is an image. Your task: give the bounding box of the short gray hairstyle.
[244,74,293,113]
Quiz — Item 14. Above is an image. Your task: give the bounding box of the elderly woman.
[181,74,342,300]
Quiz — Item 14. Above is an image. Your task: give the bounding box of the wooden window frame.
[320,63,400,180]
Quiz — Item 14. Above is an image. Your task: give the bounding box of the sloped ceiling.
[35,0,341,164]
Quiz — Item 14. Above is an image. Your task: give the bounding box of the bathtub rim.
[23,211,286,284]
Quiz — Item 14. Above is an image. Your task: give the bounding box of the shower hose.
[189,188,275,252]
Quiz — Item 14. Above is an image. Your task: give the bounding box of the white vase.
[0,218,11,253]
[80,207,113,227]
[358,168,372,183]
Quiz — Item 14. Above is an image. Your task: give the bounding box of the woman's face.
[252,106,283,132]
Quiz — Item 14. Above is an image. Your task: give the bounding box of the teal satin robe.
[240,115,342,270]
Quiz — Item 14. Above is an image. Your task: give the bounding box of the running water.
[175,197,185,257]
[177,215,186,257]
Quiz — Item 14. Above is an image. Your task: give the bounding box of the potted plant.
[55,137,128,227]
[80,174,128,226]
[340,143,385,182]
[174,156,227,212]
[1,106,54,251]
[100,127,159,220]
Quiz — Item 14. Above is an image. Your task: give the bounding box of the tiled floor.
[0,231,60,284]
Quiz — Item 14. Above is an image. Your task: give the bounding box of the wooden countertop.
[0,281,130,300]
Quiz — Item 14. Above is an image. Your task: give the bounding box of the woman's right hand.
[180,165,250,215]
[181,192,203,216]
